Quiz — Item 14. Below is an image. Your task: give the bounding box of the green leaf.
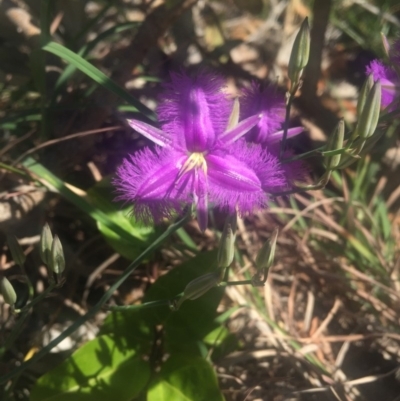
[30,334,150,401]
[42,41,154,120]
[101,251,224,356]
[87,177,157,260]
[55,22,139,93]
[23,158,152,259]
[147,354,224,401]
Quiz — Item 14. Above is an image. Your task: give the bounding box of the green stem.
[0,284,56,358]
[0,211,190,384]
[106,299,173,312]
[0,163,28,176]
[220,280,253,286]
[280,90,295,160]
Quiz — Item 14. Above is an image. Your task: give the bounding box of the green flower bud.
[6,235,26,267]
[0,277,17,307]
[288,17,310,90]
[40,223,53,266]
[354,80,381,139]
[217,213,237,269]
[255,228,278,276]
[357,74,374,117]
[325,119,345,170]
[177,271,221,309]
[381,33,390,57]
[50,235,65,275]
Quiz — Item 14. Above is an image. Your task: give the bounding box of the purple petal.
[226,139,286,194]
[240,82,286,143]
[266,127,304,144]
[157,71,232,152]
[366,60,399,108]
[206,150,267,215]
[127,119,171,147]
[219,114,262,145]
[207,154,261,192]
[113,147,190,222]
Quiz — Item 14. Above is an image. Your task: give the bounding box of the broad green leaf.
[42,41,154,120]
[147,354,224,401]
[142,250,224,355]
[30,334,150,401]
[87,177,157,260]
[203,326,238,361]
[101,251,224,356]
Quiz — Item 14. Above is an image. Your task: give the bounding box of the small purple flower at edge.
[241,82,308,187]
[114,71,286,231]
[366,60,398,109]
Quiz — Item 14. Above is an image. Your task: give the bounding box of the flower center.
[178,152,207,179]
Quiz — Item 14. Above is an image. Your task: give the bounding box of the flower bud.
[0,277,17,307]
[288,17,310,90]
[354,80,381,139]
[227,98,240,130]
[357,74,374,117]
[40,223,53,266]
[217,213,237,269]
[177,271,221,309]
[381,33,390,57]
[6,235,26,267]
[325,119,345,170]
[50,235,65,275]
[255,228,278,275]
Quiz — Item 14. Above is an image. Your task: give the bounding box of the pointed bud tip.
[6,235,26,267]
[0,277,17,307]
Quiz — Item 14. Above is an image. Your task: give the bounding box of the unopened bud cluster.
[40,223,65,283]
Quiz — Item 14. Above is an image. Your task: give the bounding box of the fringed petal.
[114,147,190,222]
[157,71,232,151]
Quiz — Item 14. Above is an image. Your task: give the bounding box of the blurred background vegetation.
[0,0,400,400]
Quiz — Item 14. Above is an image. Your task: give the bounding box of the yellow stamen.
[178,152,207,179]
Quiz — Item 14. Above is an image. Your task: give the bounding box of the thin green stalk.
[0,211,190,385]
[280,92,295,159]
[0,163,28,176]
[0,284,56,358]
[106,299,173,312]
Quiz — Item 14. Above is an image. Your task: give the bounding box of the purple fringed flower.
[366,59,398,109]
[114,71,285,231]
[241,82,303,145]
[240,82,307,190]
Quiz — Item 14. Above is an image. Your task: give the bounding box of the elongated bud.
[177,271,221,309]
[6,235,26,267]
[381,33,390,57]
[354,80,381,139]
[0,277,17,307]
[50,235,65,275]
[227,98,240,130]
[357,74,374,117]
[217,213,237,269]
[40,223,53,266]
[325,119,345,170]
[255,228,278,274]
[288,17,310,91]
